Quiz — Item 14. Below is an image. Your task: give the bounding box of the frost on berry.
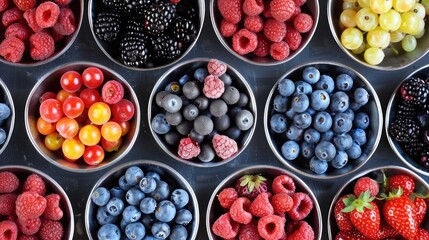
[212,134,238,159]
[178,137,200,159]
[207,59,227,77]
[203,75,225,99]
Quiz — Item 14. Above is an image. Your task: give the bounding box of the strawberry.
[335,229,370,239]
[217,0,242,24]
[376,221,398,239]
[234,174,270,200]
[353,177,379,197]
[334,194,354,232]
[414,197,426,227]
[386,174,415,197]
[417,228,429,239]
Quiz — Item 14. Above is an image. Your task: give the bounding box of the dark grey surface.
[0,0,428,239]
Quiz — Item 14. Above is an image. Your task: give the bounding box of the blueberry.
[161,94,183,113]
[110,186,125,199]
[313,111,333,132]
[126,187,145,206]
[106,197,125,216]
[122,205,142,223]
[96,206,118,225]
[143,236,159,240]
[125,166,144,186]
[91,187,111,206]
[224,127,241,140]
[350,128,367,145]
[295,80,312,95]
[178,74,191,85]
[333,133,353,151]
[189,129,205,144]
[235,109,254,131]
[335,74,353,92]
[193,68,208,82]
[151,222,170,239]
[286,125,304,141]
[210,99,228,117]
[155,91,169,107]
[146,172,161,181]
[182,104,199,121]
[155,200,176,222]
[286,108,296,119]
[119,175,133,191]
[309,157,328,174]
[171,189,189,209]
[165,82,181,94]
[175,209,193,225]
[302,66,320,84]
[194,115,214,136]
[141,214,155,229]
[307,107,316,116]
[343,108,355,121]
[315,141,336,161]
[354,112,370,129]
[270,113,288,133]
[349,101,362,111]
[140,197,157,214]
[354,87,369,106]
[194,96,209,110]
[333,113,353,133]
[303,128,320,144]
[219,73,232,87]
[125,222,146,240]
[293,112,312,129]
[164,131,180,145]
[311,90,330,111]
[169,225,188,240]
[177,119,193,136]
[281,140,300,160]
[237,93,249,107]
[330,91,349,113]
[228,106,242,120]
[315,75,335,94]
[273,94,288,112]
[98,223,121,240]
[222,86,240,105]
[165,112,182,126]
[0,128,6,145]
[150,180,170,201]
[277,78,295,97]
[198,143,215,162]
[213,114,230,132]
[291,93,309,113]
[320,129,335,142]
[331,151,348,169]
[301,141,315,159]
[120,218,129,231]
[347,142,362,159]
[152,113,171,134]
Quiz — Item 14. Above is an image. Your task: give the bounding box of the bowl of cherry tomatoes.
[25,62,140,173]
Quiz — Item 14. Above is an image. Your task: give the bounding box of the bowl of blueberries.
[264,61,383,179]
[148,58,257,167]
[85,160,199,240]
[0,79,14,156]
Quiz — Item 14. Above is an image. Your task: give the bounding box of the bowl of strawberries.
[328,165,429,239]
[207,165,322,239]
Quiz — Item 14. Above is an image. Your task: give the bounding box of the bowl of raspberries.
[24,61,140,173]
[85,160,199,240]
[0,165,74,239]
[386,64,429,177]
[148,58,256,167]
[89,0,204,71]
[328,165,429,239]
[0,79,14,156]
[210,0,319,65]
[264,61,383,179]
[0,0,82,65]
[207,165,322,239]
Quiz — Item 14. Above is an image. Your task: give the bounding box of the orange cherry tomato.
[101,121,122,142]
[79,124,101,146]
[88,102,111,125]
[62,138,85,160]
[37,117,56,135]
[56,117,79,139]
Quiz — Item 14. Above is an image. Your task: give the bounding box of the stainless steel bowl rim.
[0,79,15,156]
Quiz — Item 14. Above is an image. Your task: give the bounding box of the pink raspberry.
[220,19,237,37]
[43,194,64,220]
[242,0,264,17]
[217,187,238,209]
[285,26,302,50]
[0,220,18,240]
[18,217,41,235]
[23,8,42,32]
[232,28,258,55]
[271,192,293,213]
[270,41,290,61]
[293,0,307,6]
[15,191,47,220]
[0,171,19,193]
[52,7,76,36]
[23,173,46,196]
[203,75,225,99]
[19,235,40,240]
[229,197,253,224]
[286,220,315,240]
[212,134,238,159]
[0,193,17,215]
[270,0,296,22]
[239,220,259,240]
[5,22,31,41]
[249,192,274,217]
[2,8,23,27]
[35,1,60,28]
[293,13,313,33]
[212,213,240,239]
[244,15,264,33]
[253,33,270,57]
[264,18,287,43]
[29,31,55,61]
[272,174,296,194]
[178,137,200,159]
[288,192,313,221]
[207,59,227,77]
[257,215,285,240]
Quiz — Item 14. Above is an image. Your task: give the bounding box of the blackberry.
[395,99,417,119]
[151,34,182,61]
[389,117,420,142]
[102,0,128,12]
[120,34,149,67]
[403,141,424,158]
[420,148,429,169]
[125,18,146,39]
[172,17,197,43]
[125,0,152,13]
[400,77,429,105]
[94,11,122,42]
[177,5,197,21]
[143,1,177,36]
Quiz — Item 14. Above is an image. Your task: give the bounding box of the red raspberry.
[169,0,181,3]
[15,191,47,220]
[249,192,274,217]
[38,219,63,240]
[229,197,252,224]
[212,213,240,239]
[207,59,227,77]
[50,29,65,43]
[19,235,40,240]
[271,193,293,213]
[24,8,42,32]
[35,1,60,28]
[232,28,258,55]
[23,173,46,196]
[288,2,302,22]
[286,220,315,240]
[2,8,22,27]
[270,0,296,22]
[203,75,224,99]
[353,177,379,198]
[29,31,55,60]
[238,220,259,240]
[102,80,124,104]
[43,194,63,221]
[5,23,31,41]
[217,0,242,24]
[0,171,19,193]
[253,33,270,57]
[0,37,25,63]
[54,0,71,6]
[0,193,17,215]
[212,134,238,159]
[0,220,18,240]
[242,0,264,17]
[285,26,302,51]
[263,18,286,43]
[220,19,237,37]
[293,13,313,33]
[262,1,271,18]
[334,194,354,232]
[293,0,307,6]
[288,192,313,221]
[272,174,296,194]
[178,137,200,159]
[270,41,290,61]
[13,0,36,11]
[217,187,238,209]
[244,15,263,33]
[18,217,41,235]
[257,214,285,240]
[52,7,76,36]
[0,0,8,12]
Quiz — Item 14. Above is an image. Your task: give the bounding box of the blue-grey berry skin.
[126,187,145,206]
[91,187,111,206]
[140,197,157,214]
[174,209,193,225]
[330,91,349,113]
[354,112,370,129]
[335,74,354,92]
[164,132,180,146]
[286,125,304,141]
[315,141,336,162]
[182,104,199,121]
[309,157,328,174]
[235,109,254,131]
[165,112,182,126]
[270,113,288,133]
[182,81,201,100]
[0,103,10,121]
[120,218,129,231]
[155,91,169,107]
[96,206,118,225]
[302,66,320,84]
[189,129,205,143]
[194,96,209,110]
[119,175,133,191]
[106,197,125,217]
[171,189,189,209]
[286,108,296,119]
[125,222,146,240]
[307,107,316,116]
[291,93,309,113]
[228,106,242,120]
[303,128,320,144]
[141,214,155,229]
[313,111,333,132]
[320,129,335,142]
[194,68,208,82]
[349,101,362,111]
[273,94,288,112]
[225,127,241,140]
[354,87,369,106]
[213,114,230,132]
[0,128,5,145]
[222,86,240,105]
[301,141,315,159]
[295,80,312,95]
[150,180,170,201]
[342,108,355,121]
[168,225,188,240]
[210,99,228,117]
[293,112,312,129]
[155,200,176,222]
[347,142,362,159]
[350,128,367,146]
[146,172,161,181]
[315,75,335,94]
[237,93,249,107]
[161,94,183,113]
[178,74,191,85]
[281,140,300,160]
[333,133,353,151]
[219,72,232,87]
[194,115,214,136]
[110,186,125,199]
[123,205,142,223]
[176,120,193,136]
[98,223,121,240]
[332,151,348,169]
[333,113,353,134]
[198,143,215,162]
[152,113,171,135]
[277,78,295,97]
[143,235,159,240]
[311,90,330,111]
[125,166,144,186]
[151,222,171,239]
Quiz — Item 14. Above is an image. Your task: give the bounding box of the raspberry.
[272,174,296,194]
[50,29,64,43]
[263,1,271,18]
[23,173,46,196]
[285,26,302,51]
[249,192,274,217]
[29,31,55,61]
[271,193,293,213]
[288,2,301,22]
[24,8,42,32]
[102,80,124,104]
[38,219,63,240]
[263,18,286,43]
[293,13,313,33]
[0,0,8,12]
[0,220,18,240]
[35,1,60,28]
[257,214,285,240]
[0,193,17,215]
[54,0,71,6]
[238,220,259,240]
[52,7,76,36]
[229,197,252,224]
[212,213,240,239]
[207,59,227,77]
[178,137,200,159]
[253,33,270,57]
[43,194,63,221]
[353,177,379,197]
[242,0,264,17]
[0,171,19,193]
[15,191,47,220]
[19,235,40,240]
[2,8,23,27]
[270,0,296,22]
[0,37,24,63]
[270,41,290,61]
[13,0,35,11]
[203,75,225,99]
[220,19,237,37]
[217,187,238,209]
[288,192,313,221]
[217,0,242,24]
[293,0,307,6]
[232,28,258,55]
[286,220,315,240]
[5,23,31,41]
[244,15,263,33]
[18,217,41,235]
[212,134,238,159]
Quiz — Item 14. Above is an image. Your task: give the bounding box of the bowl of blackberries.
[210,0,319,66]
[264,61,383,179]
[85,160,199,240]
[149,58,256,167]
[0,79,14,156]
[386,64,429,177]
[89,0,204,70]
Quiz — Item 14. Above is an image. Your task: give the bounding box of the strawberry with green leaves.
[386,174,415,197]
[234,174,270,200]
[334,194,354,232]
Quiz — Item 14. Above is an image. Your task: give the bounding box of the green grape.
[411,3,426,19]
[399,11,420,34]
[344,0,358,2]
[410,17,425,35]
[352,41,367,54]
[358,0,370,7]
[340,9,357,28]
[367,27,391,49]
[343,1,360,10]
[401,34,417,52]
[414,28,425,39]
[393,0,415,12]
[390,30,406,42]
[379,9,402,31]
[370,0,393,14]
[341,27,364,50]
[421,0,429,15]
[364,47,385,65]
[355,7,379,31]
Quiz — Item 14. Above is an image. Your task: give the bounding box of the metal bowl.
[210,0,319,66]
[88,0,205,71]
[148,58,257,167]
[264,61,383,179]
[327,165,429,239]
[0,79,15,156]
[206,165,323,239]
[85,159,200,240]
[0,165,74,239]
[327,0,429,70]
[24,61,140,173]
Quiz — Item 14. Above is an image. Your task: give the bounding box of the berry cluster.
[90,165,194,240]
[151,59,255,163]
[212,174,315,239]
[0,101,11,147]
[216,0,314,61]
[0,171,66,239]
[0,0,77,63]
[333,172,429,239]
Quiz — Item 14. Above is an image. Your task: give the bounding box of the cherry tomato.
[63,96,85,119]
[83,145,105,165]
[82,67,104,89]
[39,91,56,104]
[101,137,122,152]
[56,89,76,103]
[80,88,101,108]
[40,99,63,123]
[37,117,56,135]
[56,117,79,139]
[101,121,122,142]
[44,132,64,151]
[60,71,82,92]
[88,102,111,125]
[114,120,130,136]
[111,99,135,122]
[62,138,85,160]
[79,124,101,146]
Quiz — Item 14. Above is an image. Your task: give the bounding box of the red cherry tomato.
[40,99,63,123]
[83,145,105,165]
[56,89,76,103]
[82,67,104,89]
[63,96,85,119]
[101,137,122,152]
[114,120,130,136]
[39,91,56,104]
[60,71,82,92]
[56,117,79,139]
[79,88,101,108]
[111,99,135,122]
